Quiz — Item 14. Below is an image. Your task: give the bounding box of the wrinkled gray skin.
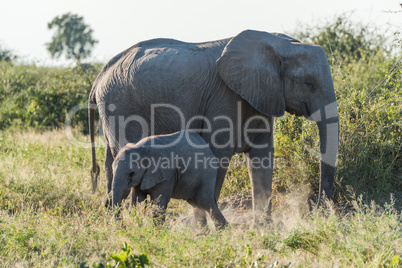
[89,30,339,221]
[112,130,228,229]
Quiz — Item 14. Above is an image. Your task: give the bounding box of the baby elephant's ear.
[140,167,172,191]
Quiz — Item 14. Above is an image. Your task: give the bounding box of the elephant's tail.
[88,96,100,194]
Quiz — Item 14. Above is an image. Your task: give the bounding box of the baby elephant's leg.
[199,169,228,229]
[195,197,228,230]
[208,202,228,230]
[150,193,170,226]
[131,188,147,208]
[193,207,208,229]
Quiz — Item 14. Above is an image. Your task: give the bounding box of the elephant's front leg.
[151,198,169,226]
[150,186,172,226]
[245,130,274,224]
[208,203,228,230]
[131,187,147,209]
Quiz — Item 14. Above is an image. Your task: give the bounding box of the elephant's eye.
[304,81,315,91]
[128,172,134,184]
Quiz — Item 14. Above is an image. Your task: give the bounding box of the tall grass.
[0,130,401,267]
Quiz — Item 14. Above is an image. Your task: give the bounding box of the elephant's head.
[217,30,339,202]
[111,145,171,208]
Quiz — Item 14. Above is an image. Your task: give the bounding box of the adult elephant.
[88,30,339,219]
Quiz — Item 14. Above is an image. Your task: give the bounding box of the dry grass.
[0,130,401,267]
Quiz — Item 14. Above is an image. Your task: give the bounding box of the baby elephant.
[112,130,228,229]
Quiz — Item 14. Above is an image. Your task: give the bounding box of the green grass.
[0,130,401,267]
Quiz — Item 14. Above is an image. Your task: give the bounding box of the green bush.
[82,242,150,268]
[275,17,402,204]
[295,15,389,64]
[0,62,100,132]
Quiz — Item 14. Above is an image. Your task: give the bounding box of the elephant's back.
[129,39,229,95]
[90,38,235,148]
[93,37,229,101]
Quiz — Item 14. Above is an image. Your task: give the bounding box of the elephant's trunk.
[316,110,339,204]
[112,188,123,208]
[112,177,124,215]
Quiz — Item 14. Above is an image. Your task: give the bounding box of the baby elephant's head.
[112,144,173,209]
[111,146,146,208]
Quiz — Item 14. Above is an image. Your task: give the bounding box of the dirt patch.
[218,191,253,212]
[217,191,255,227]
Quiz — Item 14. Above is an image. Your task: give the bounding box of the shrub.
[0,62,100,132]
[274,17,402,204]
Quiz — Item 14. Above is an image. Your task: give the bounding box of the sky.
[1,0,401,66]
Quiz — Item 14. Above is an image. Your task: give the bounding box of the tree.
[0,43,15,62]
[46,13,98,64]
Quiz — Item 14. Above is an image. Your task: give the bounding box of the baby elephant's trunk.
[112,180,124,217]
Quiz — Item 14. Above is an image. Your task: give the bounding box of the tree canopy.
[46,13,98,63]
[0,43,15,62]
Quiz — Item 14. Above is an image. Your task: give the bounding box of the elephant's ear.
[217,30,293,117]
[140,163,173,191]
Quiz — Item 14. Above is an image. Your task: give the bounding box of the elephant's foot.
[252,213,272,228]
[214,219,229,230]
[104,195,112,208]
[196,227,210,236]
[252,204,273,227]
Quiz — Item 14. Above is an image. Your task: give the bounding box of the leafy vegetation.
[295,15,389,63]
[275,15,401,205]
[0,62,100,131]
[82,242,150,267]
[0,16,401,267]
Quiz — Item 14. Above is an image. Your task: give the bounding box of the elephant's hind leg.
[193,207,208,229]
[194,197,228,230]
[207,203,228,230]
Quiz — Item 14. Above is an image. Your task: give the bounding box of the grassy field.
[0,130,401,267]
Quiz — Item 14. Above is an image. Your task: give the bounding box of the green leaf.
[392,255,400,267]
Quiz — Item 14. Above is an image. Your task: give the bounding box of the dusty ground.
[218,191,253,212]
